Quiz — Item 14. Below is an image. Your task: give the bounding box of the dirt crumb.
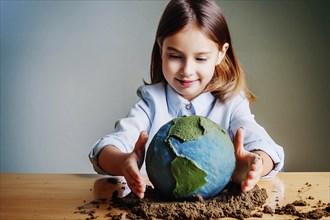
[252,212,263,218]
[262,205,274,215]
[292,200,307,206]
[305,208,329,219]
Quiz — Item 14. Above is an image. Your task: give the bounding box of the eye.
[196,57,207,62]
[168,54,182,60]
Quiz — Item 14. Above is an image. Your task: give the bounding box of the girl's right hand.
[231,128,263,192]
[122,131,148,199]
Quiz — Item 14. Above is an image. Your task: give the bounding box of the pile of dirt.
[112,183,268,220]
[74,180,330,220]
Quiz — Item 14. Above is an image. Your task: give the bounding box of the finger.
[241,175,258,192]
[134,131,149,159]
[250,160,263,173]
[253,154,263,166]
[234,128,244,154]
[128,178,145,194]
[250,155,263,173]
[131,180,145,199]
[126,161,142,183]
[125,172,145,198]
[242,181,256,192]
[248,169,261,180]
[242,169,261,192]
[126,162,146,189]
[128,183,145,199]
[135,131,148,151]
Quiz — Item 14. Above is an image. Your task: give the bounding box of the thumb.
[134,131,148,161]
[234,128,244,154]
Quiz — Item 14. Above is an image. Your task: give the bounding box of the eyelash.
[169,54,182,59]
[196,58,207,61]
[168,54,207,62]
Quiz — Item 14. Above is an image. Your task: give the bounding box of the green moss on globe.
[166,116,203,141]
[171,156,207,198]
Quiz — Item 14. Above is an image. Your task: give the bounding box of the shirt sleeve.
[88,89,152,175]
[229,95,285,178]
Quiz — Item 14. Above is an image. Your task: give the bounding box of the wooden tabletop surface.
[1,172,329,219]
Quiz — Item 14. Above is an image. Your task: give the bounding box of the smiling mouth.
[176,79,198,87]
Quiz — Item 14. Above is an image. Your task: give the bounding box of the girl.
[89,0,284,199]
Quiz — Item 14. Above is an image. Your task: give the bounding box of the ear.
[216,43,229,65]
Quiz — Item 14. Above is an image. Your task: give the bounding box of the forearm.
[253,150,275,177]
[98,145,130,176]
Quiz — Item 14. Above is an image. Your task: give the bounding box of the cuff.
[88,137,127,175]
[88,149,108,175]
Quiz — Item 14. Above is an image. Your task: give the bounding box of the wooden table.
[1,172,329,219]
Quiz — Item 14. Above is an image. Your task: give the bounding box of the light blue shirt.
[89,83,284,177]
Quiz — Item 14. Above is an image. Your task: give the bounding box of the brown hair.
[149,0,255,103]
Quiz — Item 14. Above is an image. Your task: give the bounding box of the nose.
[180,59,195,77]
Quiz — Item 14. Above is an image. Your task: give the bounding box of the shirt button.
[185,103,192,110]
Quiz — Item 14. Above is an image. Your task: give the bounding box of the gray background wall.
[1,0,329,173]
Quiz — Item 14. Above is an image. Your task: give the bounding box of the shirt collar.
[166,84,216,117]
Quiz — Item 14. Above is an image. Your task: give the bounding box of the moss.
[166,116,226,143]
[171,156,207,198]
[200,116,226,134]
[166,116,204,142]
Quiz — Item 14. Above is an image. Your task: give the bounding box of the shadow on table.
[93,176,131,199]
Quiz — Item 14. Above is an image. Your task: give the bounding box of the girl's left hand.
[231,128,263,192]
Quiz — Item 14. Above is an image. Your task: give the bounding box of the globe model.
[146,116,236,200]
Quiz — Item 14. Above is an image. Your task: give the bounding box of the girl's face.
[160,24,228,101]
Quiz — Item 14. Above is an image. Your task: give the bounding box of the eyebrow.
[166,46,212,55]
